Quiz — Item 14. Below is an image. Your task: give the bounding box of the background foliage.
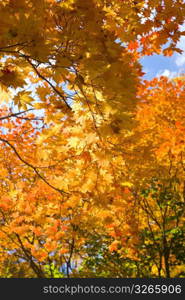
[0,0,184,278]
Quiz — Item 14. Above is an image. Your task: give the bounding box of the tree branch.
[0,109,34,121]
[25,57,72,111]
[0,136,69,195]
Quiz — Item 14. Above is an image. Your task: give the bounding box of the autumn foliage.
[0,0,184,278]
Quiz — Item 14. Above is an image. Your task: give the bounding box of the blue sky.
[140,34,185,80]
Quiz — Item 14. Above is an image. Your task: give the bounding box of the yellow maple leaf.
[0,85,10,102]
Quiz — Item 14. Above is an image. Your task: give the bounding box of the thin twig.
[0,137,69,195]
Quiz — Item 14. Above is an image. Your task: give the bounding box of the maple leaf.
[0,85,10,102]
[14,91,33,109]
[109,240,119,252]
[0,0,184,279]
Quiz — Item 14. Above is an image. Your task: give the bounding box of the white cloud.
[175,24,185,67]
[176,56,185,67]
[157,69,179,78]
[175,37,185,66]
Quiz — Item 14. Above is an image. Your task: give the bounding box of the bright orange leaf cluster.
[0,0,184,278]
